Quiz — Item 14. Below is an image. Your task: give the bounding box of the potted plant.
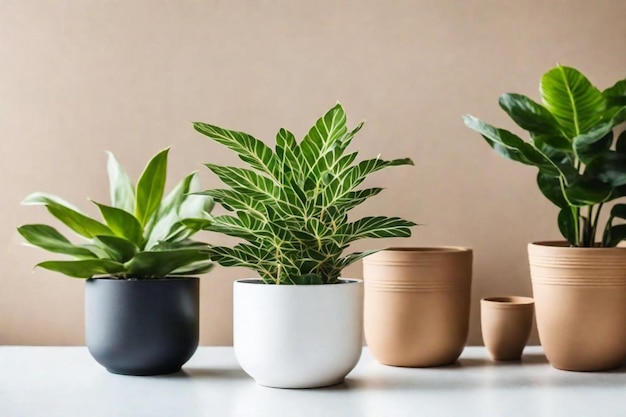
[193,103,416,388]
[18,148,214,375]
[463,64,626,371]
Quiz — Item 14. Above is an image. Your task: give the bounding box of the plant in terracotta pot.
[464,64,626,371]
[193,103,415,388]
[18,149,214,375]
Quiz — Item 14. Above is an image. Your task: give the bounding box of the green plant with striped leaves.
[193,103,416,285]
[464,65,626,247]
[18,149,214,279]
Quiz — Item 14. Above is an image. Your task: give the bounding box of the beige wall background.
[1,0,625,346]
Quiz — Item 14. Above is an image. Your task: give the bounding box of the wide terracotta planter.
[363,247,472,367]
[528,242,626,371]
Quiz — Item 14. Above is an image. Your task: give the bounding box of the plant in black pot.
[193,103,416,388]
[463,65,626,371]
[18,149,214,375]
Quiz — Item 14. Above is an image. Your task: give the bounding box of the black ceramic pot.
[85,277,199,376]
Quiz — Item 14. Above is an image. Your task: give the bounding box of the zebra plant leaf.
[194,103,416,284]
[19,150,214,279]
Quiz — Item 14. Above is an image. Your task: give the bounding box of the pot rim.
[379,246,472,253]
[481,296,534,306]
[234,278,362,286]
[87,276,199,282]
[529,241,626,250]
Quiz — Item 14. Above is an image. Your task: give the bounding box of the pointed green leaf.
[170,260,214,276]
[17,224,97,258]
[616,130,626,154]
[92,201,144,246]
[300,103,348,176]
[94,235,137,263]
[36,259,125,278]
[124,248,211,277]
[603,78,626,106]
[135,148,169,226]
[22,193,113,238]
[106,152,135,213]
[565,178,613,206]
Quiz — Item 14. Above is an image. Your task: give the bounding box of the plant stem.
[590,203,603,246]
[572,206,580,247]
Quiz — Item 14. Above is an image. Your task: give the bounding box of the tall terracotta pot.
[528,242,626,371]
[363,247,472,367]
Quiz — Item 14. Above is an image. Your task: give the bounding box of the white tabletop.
[1,346,625,417]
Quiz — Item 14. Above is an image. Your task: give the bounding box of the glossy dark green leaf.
[93,201,144,247]
[531,134,572,152]
[603,78,626,106]
[22,193,113,238]
[36,259,125,278]
[565,178,613,206]
[463,115,558,175]
[603,224,626,247]
[537,173,568,208]
[574,130,612,164]
[499,93,563,136]
[135,148,169,226]
[616,130,626,154]
[558,208,578,246]
[17,224,97,258]
[540,65,606,138]
[170,260,214,276]
[610,204,626,220]
[585,152,626,187]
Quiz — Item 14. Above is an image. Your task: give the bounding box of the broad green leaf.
[197,189,266,216]
[603,78,626,106]
[558,208,578,246]
[540,65,606,138]
[94,235,137,263]
[205,164,277,199]
[610,204,626,220]
[585,152,626,187]
[537,173,568,208]
[340,249,381,269]
[565,178,612,206]
[135,148,169,226]
[574,130,612,164]
[193,122,280,180]
[146,172,197,241]
[106,152,135,213]
[17,224,97,258]
[531,134,572,152]
[22,193,113,238]
[92,201,144,246]
[499,93,564,136]
[276,128,307,182]
[36,259,125,278]
[124,248,210,277]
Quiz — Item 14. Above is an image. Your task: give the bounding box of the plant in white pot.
[464,65,626,371]
[193,103,416,388]
[18,149,214,375]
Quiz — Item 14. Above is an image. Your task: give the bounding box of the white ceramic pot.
[233,278,364,389]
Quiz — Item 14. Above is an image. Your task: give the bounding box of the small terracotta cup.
[481,296,534,361]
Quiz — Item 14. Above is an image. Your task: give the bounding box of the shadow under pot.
[363,247,472,367]
[528,242,626,371]
[233,278,363,389]
[85,277,199,376]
